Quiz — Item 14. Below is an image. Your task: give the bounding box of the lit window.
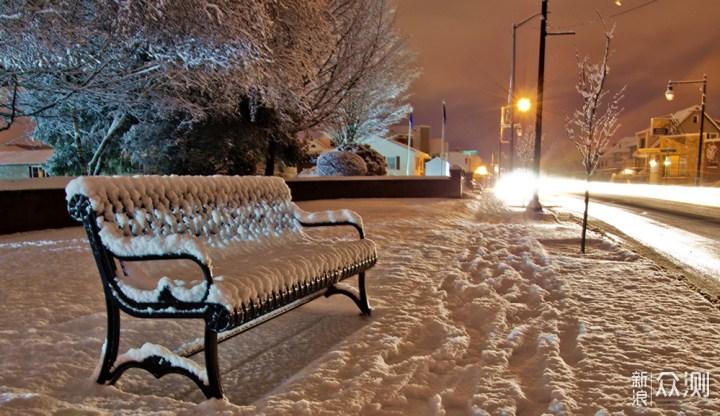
[29,166,46,178]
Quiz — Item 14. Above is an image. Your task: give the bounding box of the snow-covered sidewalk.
[0,194,718,415]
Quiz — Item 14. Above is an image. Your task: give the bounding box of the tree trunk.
[581,174,590,254]
[72,104,88,175]
[87,113,127,175]
[265,134,276,176]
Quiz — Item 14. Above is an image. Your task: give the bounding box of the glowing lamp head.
[664,158,671,166]
[615,0,622,5]
[649,159,658,167]
[476,166,488,175]
[517,98,531,112]
[494,165,499,173]
[665,84,674,101]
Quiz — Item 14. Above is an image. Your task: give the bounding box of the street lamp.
[499,99,531,176]
[517,98,531,112]
[664,74,707,186]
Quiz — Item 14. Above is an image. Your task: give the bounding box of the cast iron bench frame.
[67,178,376,399]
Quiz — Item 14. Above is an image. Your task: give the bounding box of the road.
[545,191,720,298]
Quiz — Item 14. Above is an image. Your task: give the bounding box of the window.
[708,143,719,168]
[707,133,718,139]
[386,156,400,170]
[28,166,46,178]
[679,157,687,176]
[639,137,646,148]
[693,115,699,123]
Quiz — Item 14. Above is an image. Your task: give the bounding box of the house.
[0,146,54,179]
[306,136,334,158]
[447,151,483,173]
[635,105,720,185]
[387,125,431,154]
[364,135,431,176]
[595,136,642,181]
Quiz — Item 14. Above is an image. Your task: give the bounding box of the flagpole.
[441,100,446,175]
[406,113,413,176]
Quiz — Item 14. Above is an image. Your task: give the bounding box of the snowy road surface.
[547,193,720,295]
[1,195,719,415]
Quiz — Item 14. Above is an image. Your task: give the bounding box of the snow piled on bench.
[2,196,720,415]
[66,175,375,310]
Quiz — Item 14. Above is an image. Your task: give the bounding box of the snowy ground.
[1,194,719,415]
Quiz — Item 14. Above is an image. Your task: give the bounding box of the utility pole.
[527,0,574,212]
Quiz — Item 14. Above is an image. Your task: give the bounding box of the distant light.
[494,165,499,173]
[615,0,622,5]
[623,169,635,175]
[476,166,488,175]
[649,159,658,167]
[665,85,674,101]
[664,158,671,166]
[495,170,536,206]
[517,98,531,112]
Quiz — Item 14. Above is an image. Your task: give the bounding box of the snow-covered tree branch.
[564,14,626,253]
[565,16,625,178]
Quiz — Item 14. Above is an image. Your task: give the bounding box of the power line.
[553,0,662,29]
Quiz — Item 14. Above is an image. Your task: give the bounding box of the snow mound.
[317,151,368,176]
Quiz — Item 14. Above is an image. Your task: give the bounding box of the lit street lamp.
[499,99,531,176]
[664,74,707,186]
[517,98,531,112]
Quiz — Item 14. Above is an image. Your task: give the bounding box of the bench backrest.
[66,175,298,243]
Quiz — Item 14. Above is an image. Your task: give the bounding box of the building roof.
[651,105,720,132]
[368,136,432,159]
[605,136,636,154]
[0,149,54,165]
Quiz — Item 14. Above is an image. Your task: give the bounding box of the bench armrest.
[293,207,365,239]
[98,227,211,266]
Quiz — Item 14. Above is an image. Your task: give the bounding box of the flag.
[410,112,414,128]
[442,100,446,125]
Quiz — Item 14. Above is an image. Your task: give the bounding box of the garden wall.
[0,168,464,235]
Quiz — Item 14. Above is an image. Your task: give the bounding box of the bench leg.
[202,325,224,399]
[358,272,371,316]
[325,272,371,316]
[97,301,121,385]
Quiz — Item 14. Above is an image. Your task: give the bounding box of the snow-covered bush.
[317,151,368,176]
[337,143,387,176]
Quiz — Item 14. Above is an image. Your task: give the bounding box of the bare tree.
[565,15,625,253]
[516,124,544,170]
[0,0,332,175]
[301,0,419,138]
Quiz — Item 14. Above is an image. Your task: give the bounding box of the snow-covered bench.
[66,175,377,399]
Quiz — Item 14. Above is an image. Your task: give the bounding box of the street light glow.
[517,98,531,112]
[476,166,488,175]
[665,85,674,101]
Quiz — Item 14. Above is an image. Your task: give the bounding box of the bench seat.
[66,175,377,399]
[115,234,376,311]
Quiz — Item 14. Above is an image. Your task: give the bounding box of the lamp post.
[499,100,532,176]
[665,74,707,186]
[527,0,575,212]
[507,12,542,171]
